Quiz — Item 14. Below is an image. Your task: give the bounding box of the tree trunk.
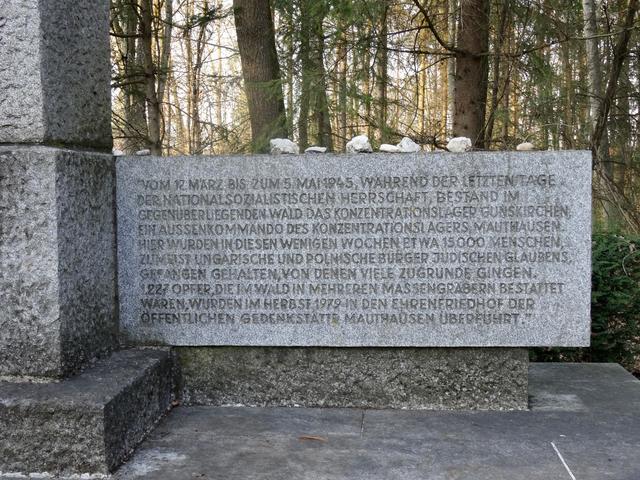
[282,3,294,143]
[583,0,610,163]
[169,69,187,153]
[583,0,602,129]
[112,0,148,153]
[447,0,457,136]
[376,2,390,144]
[417,60,427,137]
[336,24,348,150]
[615,69,631,200]
[140,0,161,155]
[484,0,509,148]
[216,0,225,131]
[311,2,333,149]
[452,0,490,148]
[502,74,510,142]
[297,2,311,149]
[166,70,173,155]
[156,0,173,133]
[362,31,373,140]
[233,0,287,152]
[184,0,194,152]
[192,2,209,154]
[560,38,573,149]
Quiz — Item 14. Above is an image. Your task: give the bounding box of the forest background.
[110,0,640,371]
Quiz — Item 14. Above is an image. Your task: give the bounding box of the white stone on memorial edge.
[379,144,401,153]
[305,146,327,154]
[112,149,125,157]
[270,138,300,155]
[516,142,535,151]
[398,137,421,153]
[446,137,472,153]
[346,135,373,153]
[135,149,151,156]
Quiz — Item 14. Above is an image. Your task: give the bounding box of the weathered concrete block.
[0,146,117,378]
[0,349,174,476]
[176,347,529,410]
[0,0,112,149]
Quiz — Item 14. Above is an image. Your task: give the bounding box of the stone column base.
[0,145,117,378]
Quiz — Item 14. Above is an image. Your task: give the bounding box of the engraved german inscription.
[117,152,591,346]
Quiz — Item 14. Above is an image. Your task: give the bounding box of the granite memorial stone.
[117,150,591,347]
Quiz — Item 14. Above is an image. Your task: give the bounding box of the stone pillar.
[1,3,173,476]
[0,0,116,378]
[0,0,112,148]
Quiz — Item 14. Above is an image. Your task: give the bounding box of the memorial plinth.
[115,150,591,411]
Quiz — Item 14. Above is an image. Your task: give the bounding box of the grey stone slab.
[175,347,528,410]
[113,363,640,480]
[529,362,640,411]
[0,348,174,476]
[153,405,363,438]
[0,0,111,149]
[0,146,117,378]
[117,151,591,347]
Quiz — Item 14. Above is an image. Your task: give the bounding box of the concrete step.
[0,349,174,477]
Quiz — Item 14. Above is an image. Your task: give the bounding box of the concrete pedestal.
[176,347,529,410]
